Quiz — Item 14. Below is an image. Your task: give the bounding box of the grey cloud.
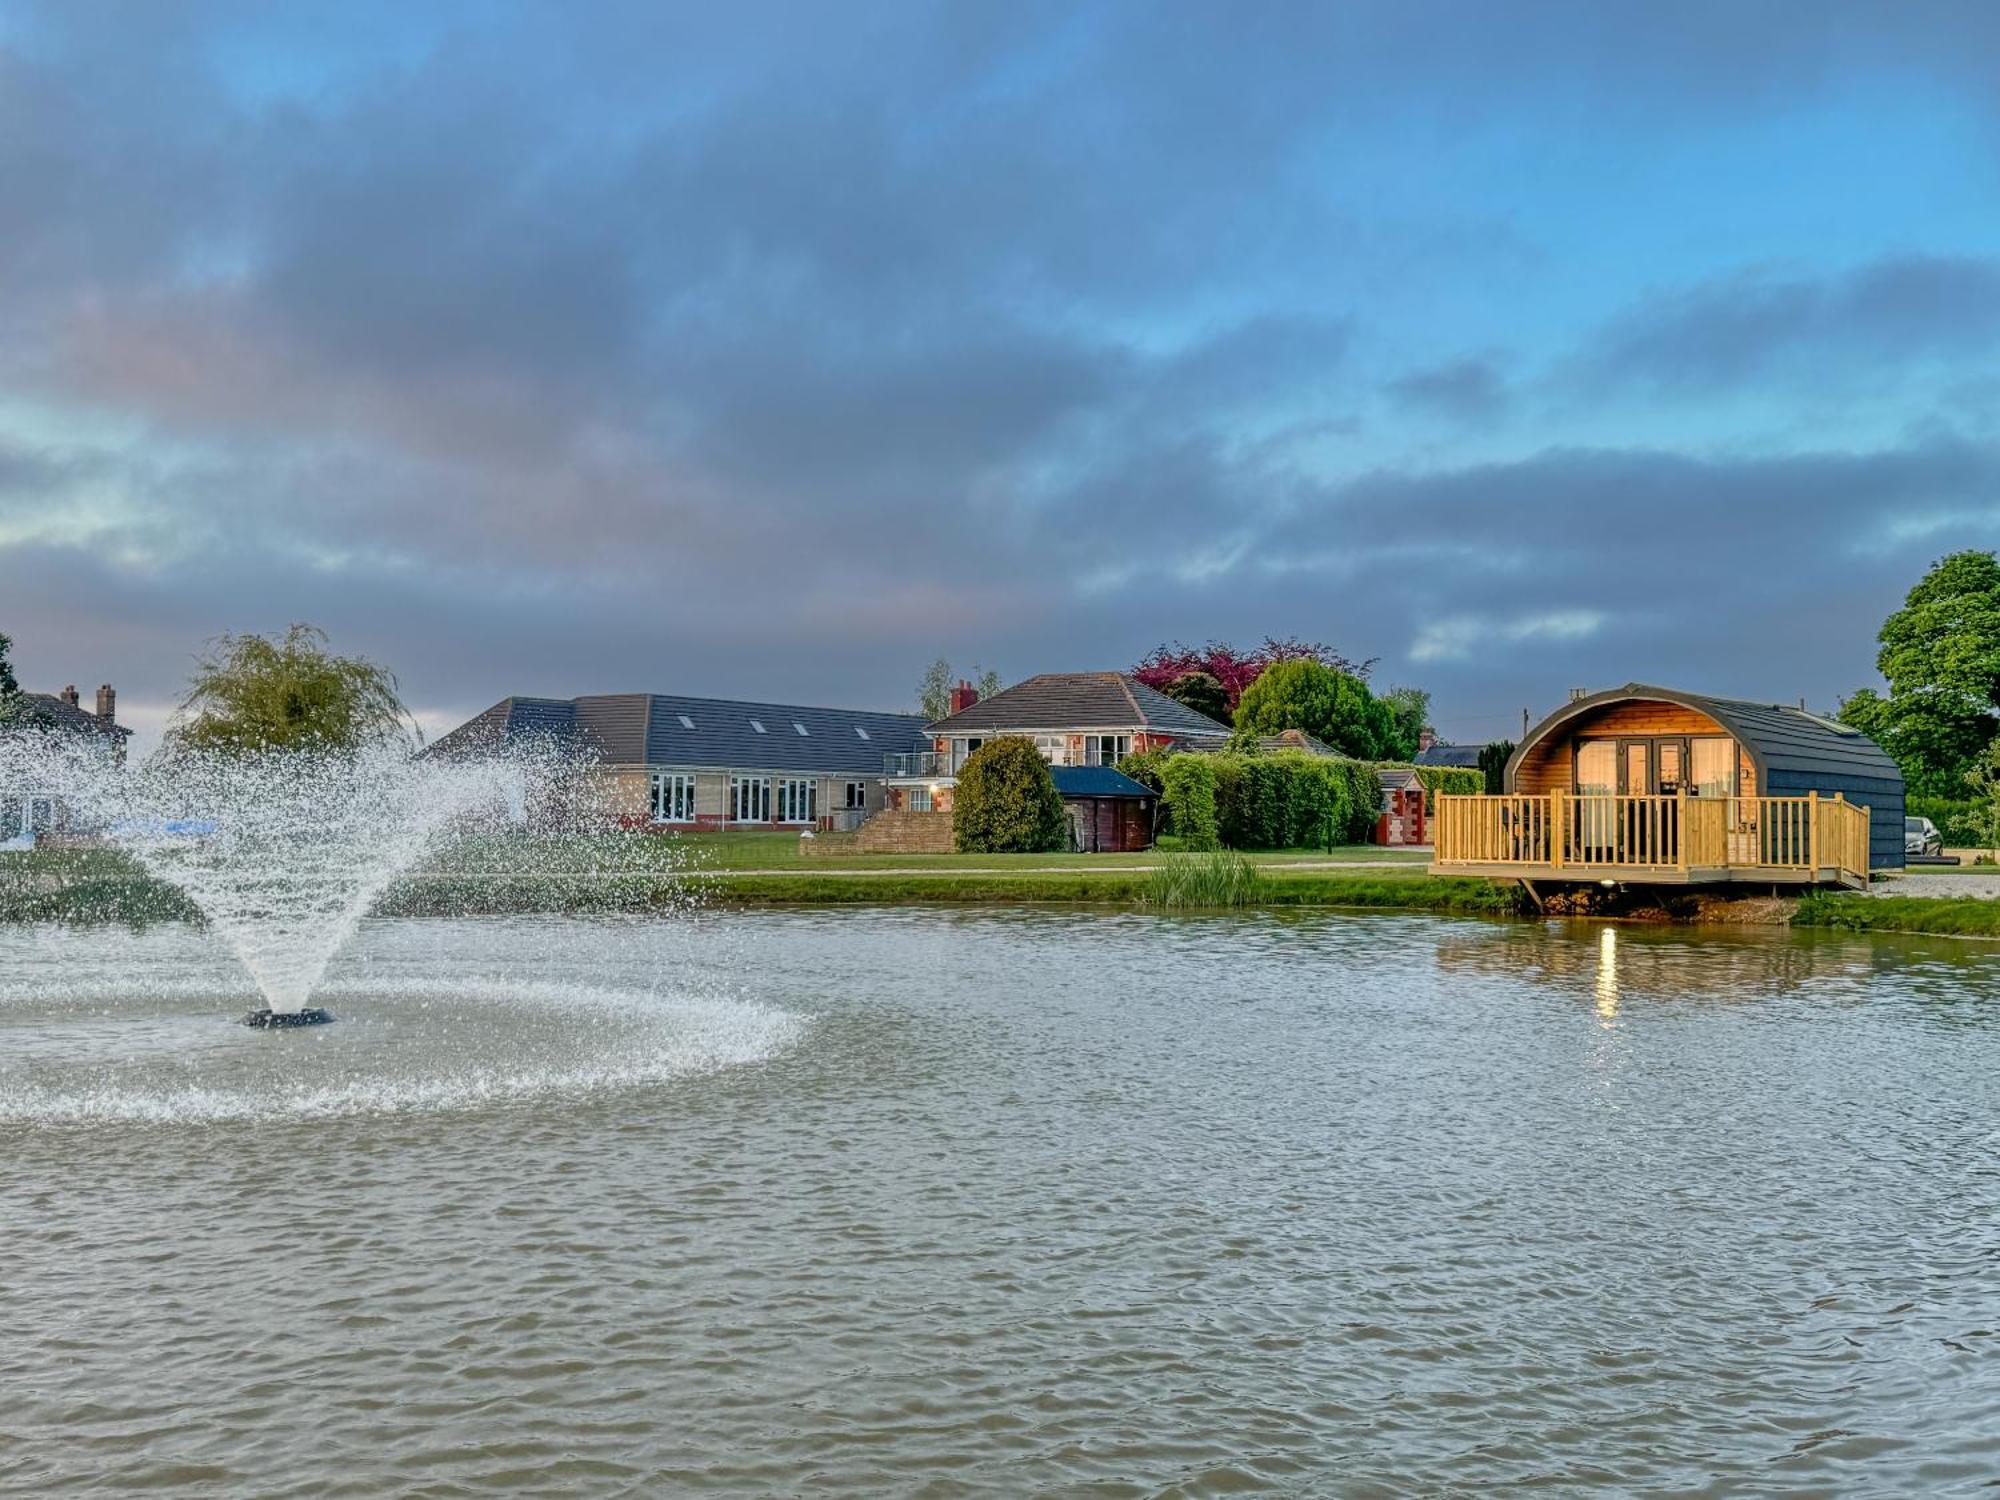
[1385,357,1509,424]
[1584,256,2000,390]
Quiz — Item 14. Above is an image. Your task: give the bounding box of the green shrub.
[952,736,1068,853]
[1334,759,1380,841]
[1116,747,1170,797]
[1402,764,1483,813]
[1160,755,1221,851]
[1148,849,1260,908]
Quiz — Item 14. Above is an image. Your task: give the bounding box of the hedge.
[1401,764,1484,812]
[1159,755,1220,850]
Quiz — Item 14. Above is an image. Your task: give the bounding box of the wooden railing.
[1434,792,1870,884]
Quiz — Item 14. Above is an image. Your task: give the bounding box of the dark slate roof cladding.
[1413,743,1482,768]
[631,694,929,772]
[16,693,132,741]
[424,697,573,759]
[1050,766,1154,799]
[926,672,1231,739]
[432,692,927,773]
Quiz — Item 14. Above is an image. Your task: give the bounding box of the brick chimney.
[948,678,979,714]
[59,684,79,708]
[95,683,116,723]
[1418,726,1437,753]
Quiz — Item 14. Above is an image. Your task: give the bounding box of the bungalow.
[1431,683,1902,892]
[2,684,130,847]
[428,693,931,831]
[888,672,1231,812]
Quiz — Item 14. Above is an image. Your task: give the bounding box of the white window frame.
[843,781,868,810]
[775,776,817,825]
[910,786,934,812]
[1085,734,1132,767]
[650,771,697,823]
[1033,734,1070,766]
[730,775,771,823]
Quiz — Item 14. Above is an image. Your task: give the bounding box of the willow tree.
[168,625,416,754]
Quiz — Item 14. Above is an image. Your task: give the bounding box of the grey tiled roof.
[430,693,929,773]
[1413,742,1482,768]
[926,673,1231,740]
[12,693,131,741]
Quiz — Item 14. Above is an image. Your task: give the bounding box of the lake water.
[4,909,1999,1495]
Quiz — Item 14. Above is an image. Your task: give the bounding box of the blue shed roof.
[1050,766,1153,799]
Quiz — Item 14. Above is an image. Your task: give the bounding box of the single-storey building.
[2,684,130,847]
[889,672,1230,812]
[1412,729,1483,770]
[428,693,931,831]
[1050,766,1155,853]
[1375,766,1428,847]
[1431,683,1902,890]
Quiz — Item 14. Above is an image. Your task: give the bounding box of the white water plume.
[1,736,584,1015]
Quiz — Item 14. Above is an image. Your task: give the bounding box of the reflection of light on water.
[1595,926,1619,1022]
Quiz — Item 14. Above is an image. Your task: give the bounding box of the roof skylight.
[750,719,766,733]
[678,715,696,730]
[855,726,871,740]
[794,722,809,735]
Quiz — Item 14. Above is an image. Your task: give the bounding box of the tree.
[167,624,415,754]
[917,658,1004,721]
[1161,670,1229,723]
[1377,685,1430,762]
[951,736,1068,853]
[917,657,954,722]
[1132,636,1374,710]
[1477,739,1516,795]
[1232,658,1390,759]
[1966,738,2000,864]
[0,631,20,727]
[1841,551,2000,794]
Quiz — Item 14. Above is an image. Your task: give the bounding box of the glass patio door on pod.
[1618,737,1687,863]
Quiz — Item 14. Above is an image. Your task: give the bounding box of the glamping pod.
[1431,684,1902,891]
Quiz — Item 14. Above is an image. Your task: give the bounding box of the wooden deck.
[1431,792,1870,890]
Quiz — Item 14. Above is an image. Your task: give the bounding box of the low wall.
[803,810,955,856]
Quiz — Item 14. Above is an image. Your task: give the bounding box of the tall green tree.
[0,631,20,726]
[1232,659,1391,759]
[1840,550,2000,794]
[917,658,1003,720]
[1377,685,1430,762]
[1161,670,1229,724]
[167,624,415,754]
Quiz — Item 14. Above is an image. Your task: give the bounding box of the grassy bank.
[1793,891,2000,938]
[0,839,1513,922]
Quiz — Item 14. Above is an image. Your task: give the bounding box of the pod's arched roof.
[1506,683,1901,788]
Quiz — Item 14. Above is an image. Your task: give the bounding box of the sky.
[5,2,2000,755]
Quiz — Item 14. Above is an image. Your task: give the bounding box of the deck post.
[1549,789,1565,870]
[1677,788,1688,875]
[1808,790,1819,878]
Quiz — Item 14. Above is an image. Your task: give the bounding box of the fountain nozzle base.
[243,1007,337,1029]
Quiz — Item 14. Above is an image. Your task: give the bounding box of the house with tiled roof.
[3,683,130,847]
[428,692,931,830]
[883,672,1229,815]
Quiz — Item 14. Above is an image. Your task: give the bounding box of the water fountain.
[0,731,798,1124]
[2,736,547,1026]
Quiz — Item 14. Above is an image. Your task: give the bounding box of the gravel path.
[1869,871,2000,899]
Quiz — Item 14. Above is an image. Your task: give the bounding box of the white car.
[1905,816,1943,858]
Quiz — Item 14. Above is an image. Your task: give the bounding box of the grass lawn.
[667,829,1429,872]
[1793,891,2000,938]
[1,835,1497,922]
